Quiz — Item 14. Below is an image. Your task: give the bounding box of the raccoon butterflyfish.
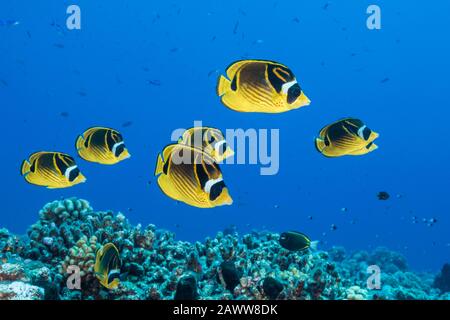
[154,144,233,208]
[216,59,310,113]
[178,127,234,163]
[315,118,379,157]
[94,243,122,290]
[279,231,318,251]
[20,151,86,189]
[75,127,131,165]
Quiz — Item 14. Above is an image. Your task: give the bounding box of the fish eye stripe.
[65,165,78,180]
[363,127,372,140]
[214,140,227,155]
[208,180,226,201]
[355,125,372,141]
[112,142,125,156]
[204,177,223,194]
[282,79,298,94]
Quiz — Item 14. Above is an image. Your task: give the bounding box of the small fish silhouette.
[147,80,161,86]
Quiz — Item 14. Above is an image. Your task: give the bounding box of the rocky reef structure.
[0,198,449,300]
[433,264,450,294]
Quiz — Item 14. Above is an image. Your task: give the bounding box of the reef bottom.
[0,198,449,300]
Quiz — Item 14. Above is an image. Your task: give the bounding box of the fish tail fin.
[75,135,85,152]
[217,75,231,97]
[315,138,326,153]
[154,154,165,176]
[310,241,319,251]
[20,160,30,176]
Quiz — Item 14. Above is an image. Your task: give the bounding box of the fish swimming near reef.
[20,151,86,188]
[279,231,318,251]
[154,144,233,208]
[178,127,234,163]
[76,127,131,165]
[315,118,379,157]
[217,59,310,113]
[94,243,121,290]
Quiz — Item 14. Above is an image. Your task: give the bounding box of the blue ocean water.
[1,0,449,272]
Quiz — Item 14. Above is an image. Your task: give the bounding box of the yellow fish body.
[217,59,310,113]
[20,151,86,189]
[178,127,234,163]
[315,118,379,157]
[76,127,131,165]
[154,144,233,208]
[94,243,121,290]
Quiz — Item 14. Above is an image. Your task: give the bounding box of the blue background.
[1,1,449,271]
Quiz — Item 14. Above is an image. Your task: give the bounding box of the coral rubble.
[0,198,448,300]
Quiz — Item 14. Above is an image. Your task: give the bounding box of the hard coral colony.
[0,198,449,300]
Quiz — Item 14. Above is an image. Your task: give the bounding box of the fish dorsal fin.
[28,151,48,164]
[318,124,331,139]
[179,128,193,144]
[162,144,178,163]
[225,60,252,79]
[156,144,179,176]
[81,127,108,141]
[319,117,357,138]
[180,127,204,146]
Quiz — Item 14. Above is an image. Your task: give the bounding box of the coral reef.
[433,264,450,294]
[0,259,60,300]
[0,198,448,300]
